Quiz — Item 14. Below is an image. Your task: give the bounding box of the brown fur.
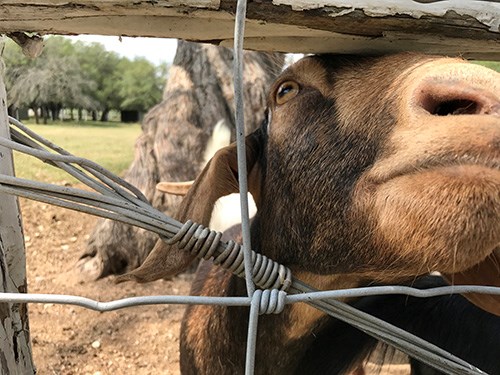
[120,53,500,373]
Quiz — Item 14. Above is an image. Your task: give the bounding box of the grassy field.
[13,121,142,183]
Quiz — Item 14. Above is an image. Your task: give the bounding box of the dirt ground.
[22,197,192,375]
[21,197,409,375]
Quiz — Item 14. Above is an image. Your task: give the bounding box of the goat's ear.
[444,249,500,316]
[115,131,263,284]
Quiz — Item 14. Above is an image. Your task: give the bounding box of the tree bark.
[80,40,284,278]
[0,37,36,375]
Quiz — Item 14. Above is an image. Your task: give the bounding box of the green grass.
[473,60,500,72]
[13,121,142,183]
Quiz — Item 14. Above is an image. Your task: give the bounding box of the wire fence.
[2,114,500,375]
[0,2,499,374]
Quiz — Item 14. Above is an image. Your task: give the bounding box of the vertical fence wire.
[232,1,261,372]
[233,0,254,298]
[246,291,262,374]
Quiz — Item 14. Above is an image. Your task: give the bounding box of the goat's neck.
[280,269,363,341]
[219,269,361,374]
[239,225,362,370]
[183,215,363,373]
[184,246,363,374]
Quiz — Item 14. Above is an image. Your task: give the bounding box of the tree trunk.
[100,108,109,122]
[80,40,284,278]
[50,106,57,121]
[91,110,97,121]
[7,104,16,117]
[42,107,48,124]
[32,107,39,124]
[0,37,36,374]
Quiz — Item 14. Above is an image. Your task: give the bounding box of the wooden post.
[0,36,36,375]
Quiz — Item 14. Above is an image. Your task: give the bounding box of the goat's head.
[119,53,500,313]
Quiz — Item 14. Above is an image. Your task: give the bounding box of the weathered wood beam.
[0,37,36,375]
[0,1,499,59]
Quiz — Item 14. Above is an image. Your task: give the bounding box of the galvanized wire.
[0,116,497,374]
[233,0,255,298]
[0,292,252,311]
[1,286,498,312]
[246,292,261,374]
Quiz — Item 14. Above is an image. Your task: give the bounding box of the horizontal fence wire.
[1,286,499,311]
[0,116,498,374]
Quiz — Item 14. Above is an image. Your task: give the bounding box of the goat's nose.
[415,80,500,117]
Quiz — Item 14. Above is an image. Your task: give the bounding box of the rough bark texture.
[80,41,284,278]
[0,38,36,375]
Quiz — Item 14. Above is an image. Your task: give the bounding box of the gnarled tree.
[80,40,284,278]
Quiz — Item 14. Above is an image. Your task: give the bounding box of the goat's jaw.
[356,165,500,274]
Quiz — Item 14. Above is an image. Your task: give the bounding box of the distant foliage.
[3,36,168,123]
[117,57,165,112]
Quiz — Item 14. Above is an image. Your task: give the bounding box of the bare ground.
[22,198,192,375]
[21,198,409,375]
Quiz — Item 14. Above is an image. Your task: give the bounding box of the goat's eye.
[276,81,299,105]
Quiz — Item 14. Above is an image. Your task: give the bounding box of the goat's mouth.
[370,156,500,186]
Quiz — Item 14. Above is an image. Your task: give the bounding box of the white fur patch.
[203,119,232,164]
[210,193,257,232]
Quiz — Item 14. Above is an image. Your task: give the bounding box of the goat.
[118,53,500,374]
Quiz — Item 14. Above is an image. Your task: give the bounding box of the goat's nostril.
[432,99,479,116]
[416,81,498,117]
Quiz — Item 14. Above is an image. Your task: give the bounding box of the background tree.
[72,41,122,121]
[5,37,98,123]
[3,36,167,123]
[80,40,284,278]
[12,55,97,123]
[117,57,164,113]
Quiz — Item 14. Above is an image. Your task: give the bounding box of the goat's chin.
[355,165,500,274]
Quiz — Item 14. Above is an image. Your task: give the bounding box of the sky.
[64,35,304,68]
[66,35,178,65]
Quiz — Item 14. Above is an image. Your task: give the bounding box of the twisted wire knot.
[252,289,287,315]
[166,220,292,292]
